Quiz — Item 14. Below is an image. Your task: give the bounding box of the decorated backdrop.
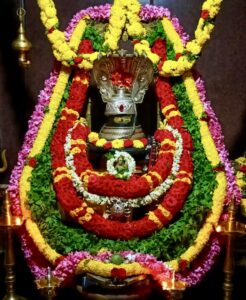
[7,0,242,291]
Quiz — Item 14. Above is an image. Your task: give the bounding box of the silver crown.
[92,54,153,140]
[93,54,153,113]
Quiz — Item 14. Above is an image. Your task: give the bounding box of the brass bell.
[12,8,32,67]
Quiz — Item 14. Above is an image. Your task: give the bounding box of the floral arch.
[8,0,241,291]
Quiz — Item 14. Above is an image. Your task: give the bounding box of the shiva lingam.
[0,191,25,300]
[92,53,153,140]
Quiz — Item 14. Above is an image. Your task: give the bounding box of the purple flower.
[195,74,241,204]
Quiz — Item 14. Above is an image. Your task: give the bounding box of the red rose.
[213,165,225,172]
[111,268,127,280]
[175,53,182,60]
[74,57,83,64]
[201,10,210,19]
[103,142,112,150]
[124,139,133,148]
[28,157,37,168]
[55,256,65,266]
[168,116,184,129]
[179,259,188,272]
[48,27,55,34]
[78,39,94,54]
[239,165,246,173]
[140,138,148,146]
[152,39,166,59]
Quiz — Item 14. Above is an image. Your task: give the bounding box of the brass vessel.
[12,8,32,67]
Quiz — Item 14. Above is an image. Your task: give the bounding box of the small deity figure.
[114,155,128,173]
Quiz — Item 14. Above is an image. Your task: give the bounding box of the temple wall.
[0,0,245,184]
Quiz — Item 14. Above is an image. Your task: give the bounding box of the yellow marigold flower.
[86,207,94,214]
[186,41,202,55]
[96,139,107,147]
[80,213,93,222]
[88,132,99,143]
[98,248,108,253]
[241,199,246,217]
[83,52,99,62]
[112,139,124,149]
[147,52,160,65]
[235,157,246,165]
[237,179,246,188]
[79,60,93,70]
[133,140,144,148]
[45,7,56,18]
[195,29,210,45]
[162,60,178,74]
[199,120,220,167]
[105,39,118,51]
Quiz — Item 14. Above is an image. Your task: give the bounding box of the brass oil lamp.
[12,7,32,68]
[0,191,25,300]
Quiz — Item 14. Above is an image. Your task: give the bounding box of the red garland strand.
[50,39,194,240]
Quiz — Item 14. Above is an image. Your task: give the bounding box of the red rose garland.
[50,39,193,240]
[71,127,176,199]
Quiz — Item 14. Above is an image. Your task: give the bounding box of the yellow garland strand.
[162,18,184,54]
[169,172,226,270]
[37,0,94,67]
[199,120,221,167]
[104,0,145,50]
[26,219,61,263]
[235,157,246,216]
[75,260,147,277]
[19,12,86,218]
[160,0,223,76]
[20,67,70,218]
[165,20,226,270]
[182,72,205,118]
[36,0,223,76]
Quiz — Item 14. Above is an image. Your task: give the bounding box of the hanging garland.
[48,34,193,240]
[65,122,183,209]
[87,132,148,150]
[37,0,224,76]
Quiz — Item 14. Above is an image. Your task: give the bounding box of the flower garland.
[87,132,148,150]
[7,2,235,290]
[233,156,246,216]
[51,69,193,239]
[36,0,223,76]
[195,75,242,204]
[64,122,183,209]
[8,69,59,216]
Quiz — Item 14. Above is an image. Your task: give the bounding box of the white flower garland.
[64,123,183,209]
[106,151,136,179]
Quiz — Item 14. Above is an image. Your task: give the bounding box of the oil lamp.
[12,1,32,68]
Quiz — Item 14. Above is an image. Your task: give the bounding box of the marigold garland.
[87,132,148,150]
[37,0,224,76]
